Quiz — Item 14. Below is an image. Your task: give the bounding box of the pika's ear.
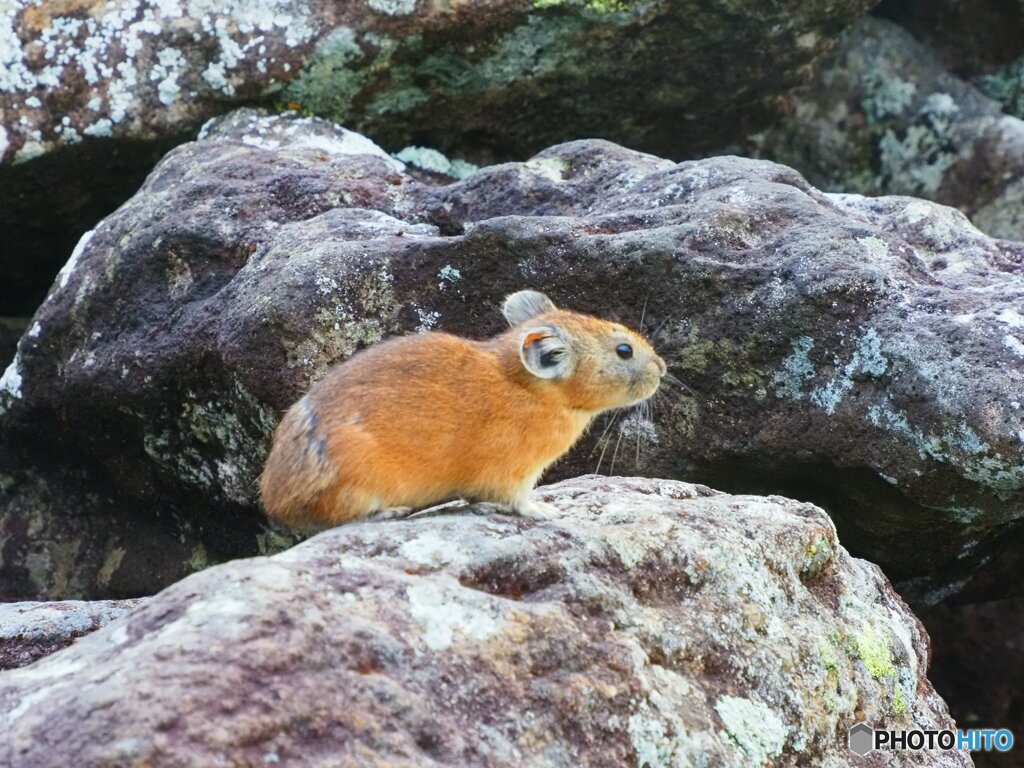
[502,290,557,327]
[519,325,572,380]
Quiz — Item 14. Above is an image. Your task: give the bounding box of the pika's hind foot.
[507,499,559,520]
[366,506,415,521]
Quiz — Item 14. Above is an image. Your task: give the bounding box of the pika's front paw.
[509,499,559,520]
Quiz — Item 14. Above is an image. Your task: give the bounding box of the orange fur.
[260,294,665,529]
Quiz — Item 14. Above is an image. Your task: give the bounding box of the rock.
[919,598,1024,768]
[2,112,1022,605]
[749,17,1024,242]
[1,0,876,315]
[872,0,1024,80]
[0,477,971,768]
[0,598,145,670]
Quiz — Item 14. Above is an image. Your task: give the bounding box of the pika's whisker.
[609,421,627,476]
[593,410,622,474]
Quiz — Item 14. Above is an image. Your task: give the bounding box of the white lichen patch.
[0,354,23,400]
[715,695,787,765]
[438,265,462,283]
[394,145,478,179]
[1,0,318,154]
[57,228,96,291]
[809,328,887,414]
[772,336,815,399]
[1003,335,1024,358]
[367,0,418,15]
[399,530,472,568]
[524,156,569,183]
[877,92,963,195]
[627,700,678,768]
[996,309,1024,328]
[414,305,441,332]
[855,235,890,260]
[406,581,500,651]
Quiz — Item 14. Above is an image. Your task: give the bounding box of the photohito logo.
[848,724,1014,755]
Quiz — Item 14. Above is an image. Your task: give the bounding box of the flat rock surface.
[0,477,970,768]
[1,111,1021,604]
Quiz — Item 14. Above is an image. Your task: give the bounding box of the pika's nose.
[655,356,667,377]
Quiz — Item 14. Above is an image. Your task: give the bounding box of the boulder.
[0,477,971,768]
[0,0,875,317]
[0,599,146,670]
[2,112,1022,605]
[749,17,1024,242]
[872,0,1024,80]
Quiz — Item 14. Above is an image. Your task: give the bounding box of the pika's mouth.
[628,365,663,402]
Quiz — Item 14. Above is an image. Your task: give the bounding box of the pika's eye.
[615,344,633,360]
[540,349,563,367]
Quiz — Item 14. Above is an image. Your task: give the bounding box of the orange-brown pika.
[260,290,666,529]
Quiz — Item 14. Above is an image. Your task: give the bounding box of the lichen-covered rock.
[750,17,1024,242]
[0,599,146,670]
[2,112,1022,605]
[0,477,971,768]
[1,0,875,315]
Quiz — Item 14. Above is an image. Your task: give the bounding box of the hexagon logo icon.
[849,723,874,755]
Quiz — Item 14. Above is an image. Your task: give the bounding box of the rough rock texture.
[0,598,146,670]
[920,598,1024,768]
[750,17,1024,242]
[2,112,1022,604]
[0,477,971,768]
[0,0,874,316]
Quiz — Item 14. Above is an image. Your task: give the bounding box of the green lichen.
[281,27,371,122]
[892,685,907,715]
[853,621,895,680]
[675,331,766,390]
[185,544,209,572]
[282,14,606,132]
[256,525,304,556]
[977,57,1024,120]
[819,639,840,673]
[143,376,278,506]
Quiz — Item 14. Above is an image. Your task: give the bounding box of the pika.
[260,290,666,529]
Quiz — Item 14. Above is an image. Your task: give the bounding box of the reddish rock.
[0,477,971,768]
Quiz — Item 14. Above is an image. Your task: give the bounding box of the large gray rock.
[1,111,1021,605]
[0,0,875,316]
[750,17,1024,242]
[0,477,971,768]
